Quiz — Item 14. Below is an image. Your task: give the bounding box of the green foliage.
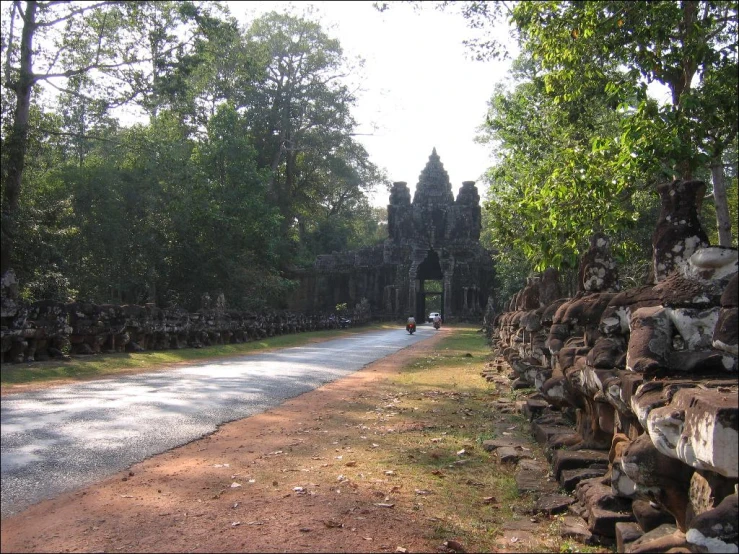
[478,66,657,274]
[3,5,387,310]
[464,1,736,295]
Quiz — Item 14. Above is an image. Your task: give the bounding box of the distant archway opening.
[416,250,444,321]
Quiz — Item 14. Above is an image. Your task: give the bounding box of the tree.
[477,55,658,272]
[1,0,216,275]
[240,12,383,264]
[508,1,738,245]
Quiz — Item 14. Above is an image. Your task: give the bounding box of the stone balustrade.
[0,282,372,364]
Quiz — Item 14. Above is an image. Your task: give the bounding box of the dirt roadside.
[1,328,587,554]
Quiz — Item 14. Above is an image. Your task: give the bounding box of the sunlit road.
[1,325,436,518]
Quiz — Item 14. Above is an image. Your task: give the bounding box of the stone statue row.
[0,288,372,364]
[488,180,737,552]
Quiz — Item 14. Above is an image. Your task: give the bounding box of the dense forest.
[1,2,388,311]
[2,1,737,312]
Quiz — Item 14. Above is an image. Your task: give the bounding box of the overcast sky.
[228,1,519,206]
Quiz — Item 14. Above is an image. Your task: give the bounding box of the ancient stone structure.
[0,274,370,364]
[488,179,738,552]
[288,149,494,321]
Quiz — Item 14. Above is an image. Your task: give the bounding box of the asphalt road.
[1,325,436,518]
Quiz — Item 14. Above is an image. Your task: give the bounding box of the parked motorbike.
[406,322,416,335]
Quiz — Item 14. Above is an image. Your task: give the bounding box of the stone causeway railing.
[0,282,373,364]
[486,180,737,553]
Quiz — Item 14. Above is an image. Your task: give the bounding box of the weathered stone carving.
[488,178,738,549]
[287,149,494,321]
[0,297,369,364]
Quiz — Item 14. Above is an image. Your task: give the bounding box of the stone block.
[588,506,636,538]
[533,494,575,515]
[686,493,738,553]
[552,449,610,480]
[576,478,634,537]
[531,421,574,446]
[496,446,534,464]
[559,515,593,544]
[647,386,738,478]
[515,459,558,494]
[632,500,675,533]
[626,524,687,553]
[560,467,608,492]
[616,522,644,552]
[523,398,549,421]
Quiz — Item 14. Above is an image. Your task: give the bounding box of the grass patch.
[0,323,392,388]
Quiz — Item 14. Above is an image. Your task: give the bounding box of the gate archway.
[416,249,444,321]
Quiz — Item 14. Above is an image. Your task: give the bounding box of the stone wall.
[488,179,738,552]
[0,275,372,364]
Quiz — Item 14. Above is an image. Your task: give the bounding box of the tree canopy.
[453,0,738,290]
[1,2,387,309]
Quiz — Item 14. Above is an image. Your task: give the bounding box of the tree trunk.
[711,158,733,247]
[1,1,37,275]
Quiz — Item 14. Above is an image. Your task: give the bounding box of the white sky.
[228,1,519,206]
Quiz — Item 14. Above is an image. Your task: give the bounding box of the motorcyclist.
[433,313,442,329]
[406,315,416,333]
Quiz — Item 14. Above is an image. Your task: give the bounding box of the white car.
[428,312,441,323]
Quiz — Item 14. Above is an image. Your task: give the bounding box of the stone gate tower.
[286,149,494,321]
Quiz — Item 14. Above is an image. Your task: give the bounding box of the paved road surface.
[1,325,436,517]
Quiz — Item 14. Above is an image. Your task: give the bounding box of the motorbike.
[433,320,441,330]
[339,317,351,329]
[406,322,416,335]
